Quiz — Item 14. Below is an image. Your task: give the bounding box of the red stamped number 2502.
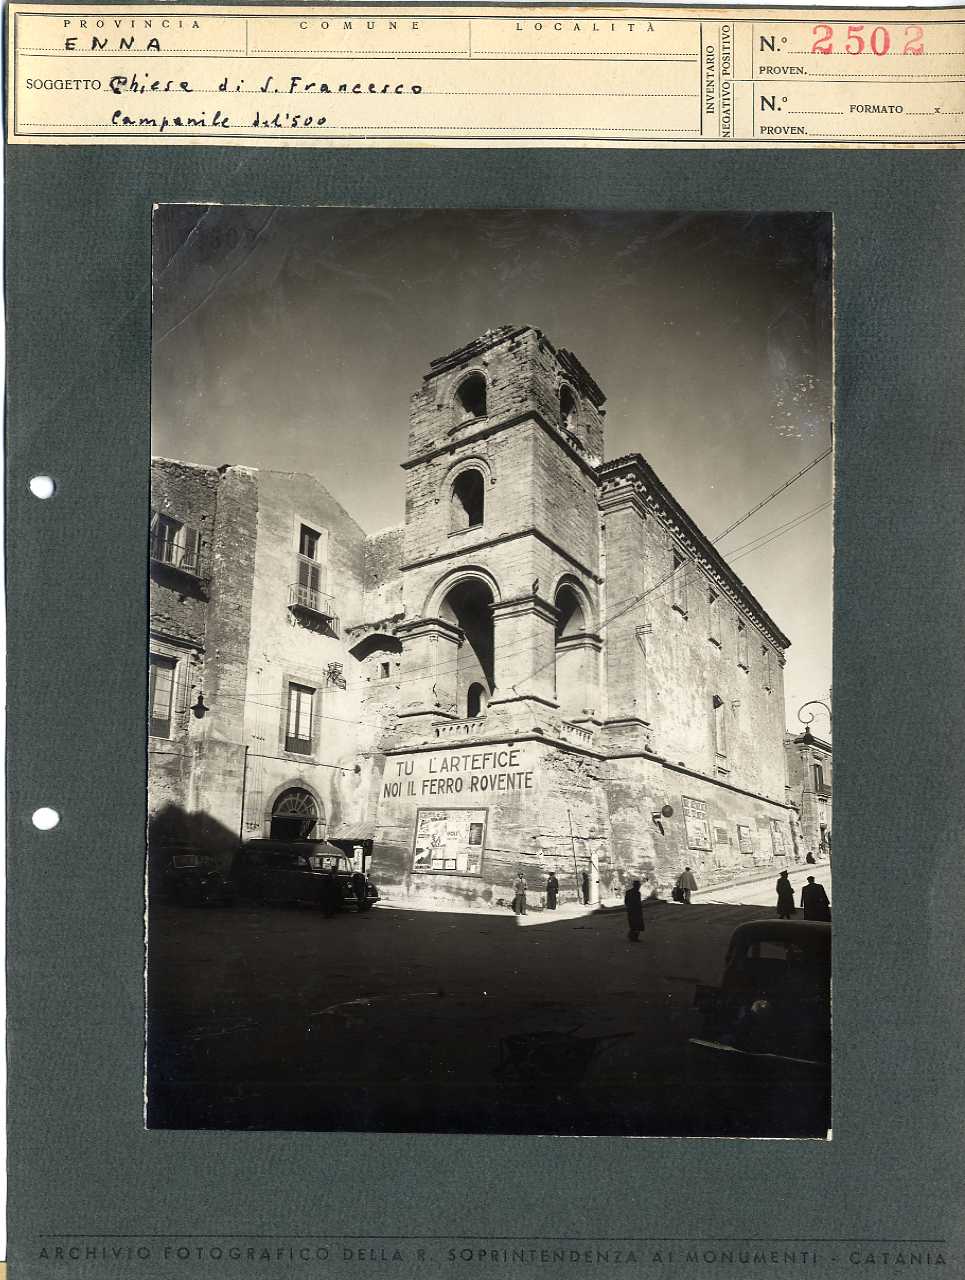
[810,23,925,55]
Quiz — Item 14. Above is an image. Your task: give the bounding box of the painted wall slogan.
[412,807,487,875]
[382,744,536,803]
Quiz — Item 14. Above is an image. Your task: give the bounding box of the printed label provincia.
[7,3,965,147]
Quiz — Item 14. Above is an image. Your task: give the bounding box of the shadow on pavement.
[146,898,830,1138]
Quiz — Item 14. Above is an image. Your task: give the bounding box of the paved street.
[148,869,831,1138]
[694,862,832,907]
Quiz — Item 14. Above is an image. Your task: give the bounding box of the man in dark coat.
[800,875,831,921]
[624,879,644,942]
[320,869,341,917]
[545,872,559,910]
[580,870,590,905]
[776,869,795,919]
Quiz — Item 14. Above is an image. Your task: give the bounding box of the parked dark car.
[688,918,831,1135]
[155,845,235,907]
[231,840,379,914]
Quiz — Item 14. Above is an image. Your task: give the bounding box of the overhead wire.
[173,447,832,717]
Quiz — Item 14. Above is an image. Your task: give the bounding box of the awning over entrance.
[326,824,374,844]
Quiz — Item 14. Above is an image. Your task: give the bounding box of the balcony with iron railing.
[288,583,340,635]
[150,525,203,579]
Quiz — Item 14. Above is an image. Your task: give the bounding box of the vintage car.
[688,918,831,1134]
[231,840,379,914]
[154,845,235,907]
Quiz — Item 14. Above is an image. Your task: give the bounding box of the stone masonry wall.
[239,470,369,840]
[604,755,797,896]
[190,465,259,845]
[148,460,218,840]
[605,504,788,802]
[149,459,219,649]
[372,736,613,912]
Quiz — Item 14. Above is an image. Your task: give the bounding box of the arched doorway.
[270,787,321,840]
[439,579,495,718]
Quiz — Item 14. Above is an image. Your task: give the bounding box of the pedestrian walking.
[675,866,698,904]
[545,872,559,911]
[513,872,528,916]
[776,869,795,919]
[580,870,590,905]
[624,879,644,942]
[800,875,831,921]
[351,869,367,909]
[320,869,341,917]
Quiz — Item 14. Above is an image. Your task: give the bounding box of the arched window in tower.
[466,682,487,719]
[455,372,487,421]
[439,580,495,719]
[554,584,595,719]
[560,385,580,437]
[450,469,485,532]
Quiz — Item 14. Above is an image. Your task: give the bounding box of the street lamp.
[797,699,832,736]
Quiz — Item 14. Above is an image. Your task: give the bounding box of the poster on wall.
[681,796,712,852]
[737,824,756,855]
[770,817,791,860]
[412,808,488,875]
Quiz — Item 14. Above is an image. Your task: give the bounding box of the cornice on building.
[402,406,600,481]
[401,523,602,586]
[599,453,792,652]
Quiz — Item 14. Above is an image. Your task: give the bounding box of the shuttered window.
[149,655,177,738]
[150,513,200,573]
[295,524,322,604]
[285,683,315,754]
[671,549,688,616]
[737,619,749,670]
[708,589,721,645]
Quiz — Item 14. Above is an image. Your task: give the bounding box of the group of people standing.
[777,870,831,920]
[512,868,593,915]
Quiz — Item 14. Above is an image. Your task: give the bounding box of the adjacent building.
[149,325,800,907]
[785,726,833,859]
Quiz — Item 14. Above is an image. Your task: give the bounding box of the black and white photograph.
[146,206,833,1137]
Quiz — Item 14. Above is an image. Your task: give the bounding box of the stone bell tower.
[393,325,606,739]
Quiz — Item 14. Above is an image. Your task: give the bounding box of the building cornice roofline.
[424,325,606,407]
[599,452,792,651]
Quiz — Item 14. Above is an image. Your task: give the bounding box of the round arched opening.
[466,682,487,719]
[270,787,321,840]
[560,385,580,437]
[554,585,593,719]
[455,372,487,421]
[440,579,495,715]
[450,468,485,532]
[555,585,587,641]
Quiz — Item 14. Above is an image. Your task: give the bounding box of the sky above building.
[152,205,833,735]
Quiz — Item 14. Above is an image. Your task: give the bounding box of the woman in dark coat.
[776,869,795,919]
[545,872,559,911]
[624,879,644,942]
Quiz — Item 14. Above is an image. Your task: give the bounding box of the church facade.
[149,325,798,908]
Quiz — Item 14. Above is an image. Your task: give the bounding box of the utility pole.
[567,809,581,905]
[238,745,249,842]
